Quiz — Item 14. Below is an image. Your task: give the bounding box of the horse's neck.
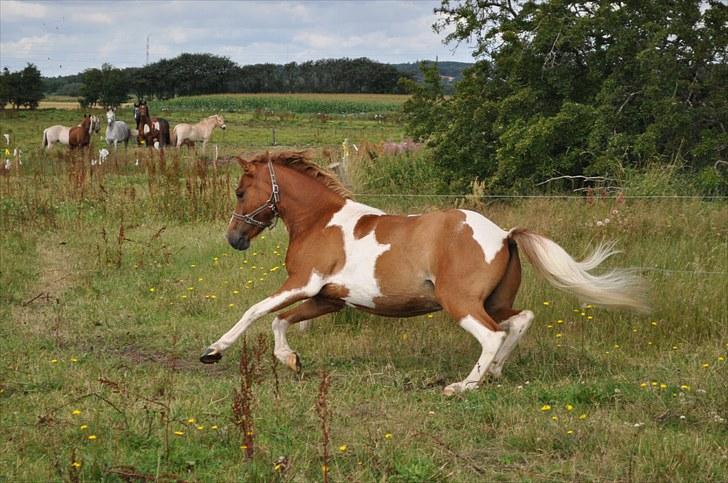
[276,167,348,238]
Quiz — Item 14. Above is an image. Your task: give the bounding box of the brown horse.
[136,102,170,148]
[68,115,100,149]
[201,151,648,395]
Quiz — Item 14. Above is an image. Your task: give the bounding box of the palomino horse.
[137,102,170,148]
[171,114,226,151]
[42,124,71,150]
[200,152,648,395]
[105,108,132,149]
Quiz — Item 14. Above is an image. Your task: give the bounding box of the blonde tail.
[170,126,177,148]
[509,229,649,312]
[42,129,48,148]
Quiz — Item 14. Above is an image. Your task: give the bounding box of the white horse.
[172,114,226,151]
[42,125,71,150]
[105,108,132,149]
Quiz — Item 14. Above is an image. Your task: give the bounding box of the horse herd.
[41,100,226,152]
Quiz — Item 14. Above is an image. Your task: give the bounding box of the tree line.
[403,0,727,194]
[41,54,419,108]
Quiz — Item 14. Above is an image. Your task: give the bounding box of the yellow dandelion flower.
[196,425,205,431]
[567,430,574,435]
[87,435,97,440]
[587,316,593,320]
[174,431,184,436]
[187,287,194,291]
[270,266,279,272]
[240,444,248,450]
[578,414,587,420]
[551,416,558,421]
[384,433,393,440]
[339,444,348,453]
[557,319,564,324]
[71,462,81,469]
[197,277,203,282]
[555,333,563,338]
[72,409,81,416]
[51,359,59,364]
[543,301,550,306]
[246,431,254,436]
[702,363,709,368]
[680,384,690,391]
[80,424,88,430]
[547,324,553,329]
[651,321,657,326]
[233,290,239,294]
[322,464,329,473]
[659,383,667,390]
[586,304,593,309]
[427,314,433,319]
[190,264,196,268]
[148,287,156,292]
[672,346,678,350]
[70,357,78,363]
[566,404,574,411]
[187,418,196,424]
[229,304,235,308]
[211,425,219,430]
[614,344,620,349]
[640,382,648,388]
[719,356,725,362]
[541,404,552,412]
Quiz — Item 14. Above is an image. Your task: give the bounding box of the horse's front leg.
[200,276,323,363]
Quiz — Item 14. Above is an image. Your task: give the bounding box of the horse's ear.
[236,156,256,173]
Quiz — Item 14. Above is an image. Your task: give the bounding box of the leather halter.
[230,161,280,229]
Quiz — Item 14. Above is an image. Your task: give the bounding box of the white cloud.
[0,1,48,20]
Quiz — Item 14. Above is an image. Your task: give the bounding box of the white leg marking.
[272,316,300,370]
[208,273,323,354]
[444,316,506,396]
[487,310,534,378]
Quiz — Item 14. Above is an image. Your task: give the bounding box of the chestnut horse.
[200,152,648,395]
[136,102,170,148]
[68,115,100,149]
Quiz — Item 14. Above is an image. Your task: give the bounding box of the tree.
[1,64,44,109]
[406,1,728,192]
[80,64,128,108]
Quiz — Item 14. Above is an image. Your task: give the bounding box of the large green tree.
[1,64,44,109]
[80,63,128,108]
[405,0,728,192]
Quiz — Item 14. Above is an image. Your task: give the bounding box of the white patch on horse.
[460,209,507,264]
[326,200,389,308]
[443,315,505,395]
[143,124,150,134]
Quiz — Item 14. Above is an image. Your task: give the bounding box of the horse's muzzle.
[227,233,250,251]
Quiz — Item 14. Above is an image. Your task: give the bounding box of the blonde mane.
[249,151,352,199]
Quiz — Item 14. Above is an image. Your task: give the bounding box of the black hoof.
[200,347,223,364]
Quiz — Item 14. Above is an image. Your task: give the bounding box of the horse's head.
[90,115,101,134]
[215,114,226,130]
[138,103,149,119]
[106,109,115,125]
[227,156,280,251]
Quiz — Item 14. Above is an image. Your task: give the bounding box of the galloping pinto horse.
[136,101,170,148]
[171,114,226,151]
[201,152,648,395]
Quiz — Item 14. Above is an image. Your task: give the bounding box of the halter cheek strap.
[230,161,280,229]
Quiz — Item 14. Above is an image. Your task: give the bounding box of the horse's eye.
[235,191,244,200]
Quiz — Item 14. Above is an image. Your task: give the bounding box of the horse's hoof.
[287,352,302,373]
[200,347,223,364]
[443,384,459,397]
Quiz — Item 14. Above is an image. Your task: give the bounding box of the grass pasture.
[1,98,727,482]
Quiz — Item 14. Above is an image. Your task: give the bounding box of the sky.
[0,0,475,77]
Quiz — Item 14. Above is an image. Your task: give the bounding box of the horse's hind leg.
[442,306,506,396]
[272,296,344,372]
[485,240,534,378]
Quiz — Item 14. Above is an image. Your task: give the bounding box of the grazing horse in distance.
[137,102,170,148]
[171,114,226,152]
[200,151,648,396]
[105,108,132,149]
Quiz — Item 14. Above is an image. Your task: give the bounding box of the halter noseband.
[230,161,280,229]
